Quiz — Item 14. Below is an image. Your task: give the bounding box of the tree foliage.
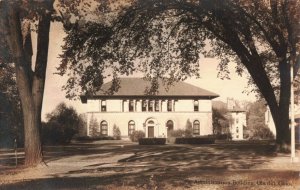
[60,0,300,147]
[0,64,23,148]
[42,103,81,145]
[246,100,274,140]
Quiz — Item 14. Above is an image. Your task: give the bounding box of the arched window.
[166,120,174,129]
[100,121,108,136]
[193,120,200,135]
[147,120,155,125]
[128,120,135,135]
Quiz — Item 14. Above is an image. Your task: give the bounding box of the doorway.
[146,119,156,138]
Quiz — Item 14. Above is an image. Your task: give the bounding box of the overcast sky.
[38,22,257,121]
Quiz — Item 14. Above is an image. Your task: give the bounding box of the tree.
[43,103,81,144]
[59,0,300,149]
[113,124,121,140]
[246,100,275,140]
[0,64,23,148]
[0,0,54,166]
[0,0,118,166]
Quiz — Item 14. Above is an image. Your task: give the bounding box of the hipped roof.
[81,78,219,103]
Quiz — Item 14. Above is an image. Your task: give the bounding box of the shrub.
[113,125,121,140]
[129,130,145,142]
[42,103,81,145]
[139,138,166,145]
[185,120,193,137]
[175,137,215,144]
[249,125,275,140]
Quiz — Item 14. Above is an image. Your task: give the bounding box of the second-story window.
[167,100,172,112]
[148,100,154,112]
[142,100,147,112]
[194,100,199,111]
[155,100,159,112]
[101,100,107,112]
[129,100,134,112]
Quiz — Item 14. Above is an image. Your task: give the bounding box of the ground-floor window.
[193,120,200,135]
[166,120,174,129]
[128,120,135,135]
[100,120,108,136]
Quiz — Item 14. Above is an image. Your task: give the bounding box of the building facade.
[227,98,246,140]
[81,78,219,138]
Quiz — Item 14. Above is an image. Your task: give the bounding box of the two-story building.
[227,98,246,140]
[80,78,219,138]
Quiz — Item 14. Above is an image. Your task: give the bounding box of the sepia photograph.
[0,0,300,189]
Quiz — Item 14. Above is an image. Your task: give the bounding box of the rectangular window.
[142,100,147,112]
[101,100,107,112]
[194,100,199,112]
[129,100,134,112]
[155,100,159,112]
[148,100,154,112]
[167,100,172,112]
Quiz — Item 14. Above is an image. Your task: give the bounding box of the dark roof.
[81,78,219,102]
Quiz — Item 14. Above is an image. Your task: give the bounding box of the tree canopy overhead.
[60,0,300,147]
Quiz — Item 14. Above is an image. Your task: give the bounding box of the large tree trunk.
[3,1,53,167]
[273,60,291,150]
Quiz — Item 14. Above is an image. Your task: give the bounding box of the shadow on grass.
[1,169,299,190]
[1,141,299,189]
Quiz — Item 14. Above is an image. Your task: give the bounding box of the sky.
[39,22,257,121]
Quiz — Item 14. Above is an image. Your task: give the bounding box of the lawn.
[0,140,299,190]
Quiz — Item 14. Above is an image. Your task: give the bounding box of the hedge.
[175,137,215,144]
[75,136,115,142]
[139,138,166,145]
